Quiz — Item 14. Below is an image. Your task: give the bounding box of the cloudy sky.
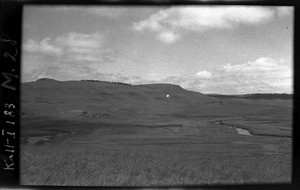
[22,5,293,94]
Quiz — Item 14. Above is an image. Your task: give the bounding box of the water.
[235,127,251,136]
[25,131,70,145]
[26,136,52,144]
[213,120,252,136]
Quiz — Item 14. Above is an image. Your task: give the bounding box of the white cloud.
[153,57,292,94]
[195,70,212,79]
[55,32,102,49]
[157,31,180,43]
[23,38,62,55]
[217,57,292,93]
[23,32,105,63]
[55,32,103,63]
[68,47,94,54]
[133,9,170,31]
[22,32,116,82]
[133,6,291,44]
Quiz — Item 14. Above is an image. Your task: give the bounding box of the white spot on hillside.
[166,94,170,98]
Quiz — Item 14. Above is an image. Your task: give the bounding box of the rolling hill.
[21,78,213,120]
[21,78,292,124]
[20,78,293,185]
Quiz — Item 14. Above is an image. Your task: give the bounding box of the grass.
[21,143,291,186]
[20,80,293,186]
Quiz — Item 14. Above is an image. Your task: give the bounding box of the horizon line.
[21,77,293,96]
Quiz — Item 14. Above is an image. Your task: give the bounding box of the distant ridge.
[36,78,58,82]
[80,79,131,86]
[32,79,291,100]
[207,93,293,100]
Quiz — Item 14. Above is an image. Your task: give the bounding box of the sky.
[22,5,293,94]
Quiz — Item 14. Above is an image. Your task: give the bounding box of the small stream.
[24,131,71,145]
[25,136,52,144]
[213,120,252,136]
[235,127,251,136]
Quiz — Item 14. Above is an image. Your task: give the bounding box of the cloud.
[195,71,212,79]
[23,32,105,62]
[133,6,291,43]
[55,32,102,48]
[158,31,180,43]
[217,57,292,93]
[149,57,292,94]
[55,32,104,63]
[22,32,116,82]
[21,60,130,83]
[23,38,62,55]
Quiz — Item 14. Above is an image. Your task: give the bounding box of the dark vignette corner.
[0,0,298,190]
[0,0,22,187]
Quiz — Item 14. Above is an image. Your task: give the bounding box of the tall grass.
[21,144,291,186]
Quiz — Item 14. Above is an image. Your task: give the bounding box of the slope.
[21,78,291,124]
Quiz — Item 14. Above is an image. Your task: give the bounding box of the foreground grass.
[21,143,291,186]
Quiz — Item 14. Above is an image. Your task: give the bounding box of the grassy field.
[20,80,292,186]
[20,117,292,186]
[21,143,291,186]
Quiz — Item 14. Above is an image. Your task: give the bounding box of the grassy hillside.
[21,78,291,122]
[20,78,292,186]
[21,79,213,119]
